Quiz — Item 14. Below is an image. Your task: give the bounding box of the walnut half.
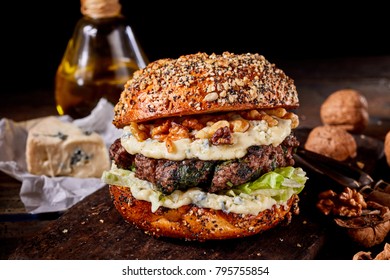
[317,187,367,217]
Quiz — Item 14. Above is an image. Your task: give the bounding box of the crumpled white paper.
[0,98,122,214]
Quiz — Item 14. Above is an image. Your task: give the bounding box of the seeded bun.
[109,185,299,241]
[113,52,299,127]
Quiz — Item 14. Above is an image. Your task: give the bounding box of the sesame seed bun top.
[113,52,299,127]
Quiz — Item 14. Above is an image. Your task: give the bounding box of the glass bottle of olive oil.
[55,0,148,118]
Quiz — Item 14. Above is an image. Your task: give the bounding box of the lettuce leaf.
[231,166,307,202]
[102,165,308,205]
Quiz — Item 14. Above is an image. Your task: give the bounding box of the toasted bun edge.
[109,184,299,241]
[113,52,299,127]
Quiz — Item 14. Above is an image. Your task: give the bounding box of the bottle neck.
[80,0,121,19]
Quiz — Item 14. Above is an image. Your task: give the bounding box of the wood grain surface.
[8,185,328,260]
[7,129,390,260]
[2,56,390,259]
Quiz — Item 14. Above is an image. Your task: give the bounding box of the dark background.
[2,1,390,94]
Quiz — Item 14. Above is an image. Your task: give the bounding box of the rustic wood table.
[1,56,390,259]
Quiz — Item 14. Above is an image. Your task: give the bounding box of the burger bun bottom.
[109,185,300,241]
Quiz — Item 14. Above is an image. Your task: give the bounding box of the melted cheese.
[102,166,287,215]
[121,118,292,160]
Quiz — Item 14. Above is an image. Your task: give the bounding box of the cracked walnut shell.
[353,243,390,260]
[335,201,390,248]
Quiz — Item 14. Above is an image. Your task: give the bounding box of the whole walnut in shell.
[385,131,390,167]
[320,89,369,133]
[304,125,357,161]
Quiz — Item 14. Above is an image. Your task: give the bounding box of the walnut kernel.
[317,187,367,217]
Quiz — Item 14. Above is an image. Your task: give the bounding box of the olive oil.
[55,56,140,118]
[55,0,148,119]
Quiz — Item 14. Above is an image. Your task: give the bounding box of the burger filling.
[110,135,298,194]
[102,109,307,215]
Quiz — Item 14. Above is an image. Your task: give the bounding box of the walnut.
[353,243,390,260]
[317,187,367,217]
[211,126,233,145]
[304,125,357,161]
[385,130,390,167]
[320,89,369,133]
[316,190,337,215]
[335,202,390,248]
[129,122,148,141]
[229,119,250,133]
[150,120,170,138]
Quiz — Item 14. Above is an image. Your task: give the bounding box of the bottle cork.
[80,0,121,19]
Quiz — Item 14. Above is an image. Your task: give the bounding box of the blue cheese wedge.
[26,117,110,178]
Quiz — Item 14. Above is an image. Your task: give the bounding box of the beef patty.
[110,135,299,194]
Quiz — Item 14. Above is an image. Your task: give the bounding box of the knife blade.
[294,148,390,208]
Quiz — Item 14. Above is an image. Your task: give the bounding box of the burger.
[102,52,307,241]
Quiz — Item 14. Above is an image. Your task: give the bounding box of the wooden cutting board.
[10,172,373,260]
[8,184,324,260]
[8,131,389,260]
